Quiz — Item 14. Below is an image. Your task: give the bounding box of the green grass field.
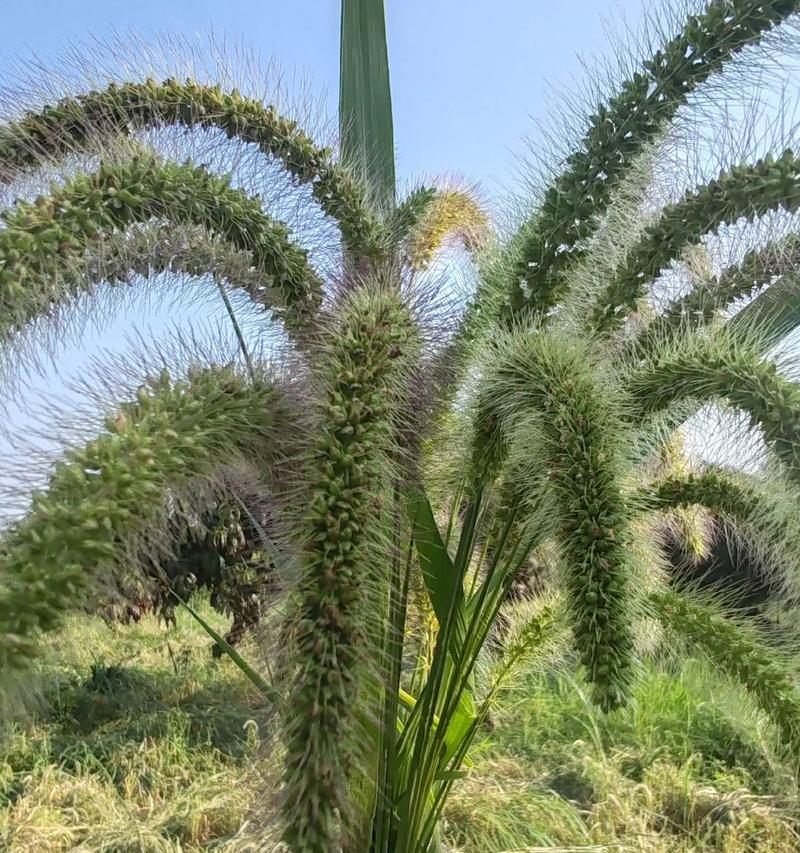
[1,601,798,852]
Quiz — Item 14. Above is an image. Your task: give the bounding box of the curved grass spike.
[282,285,416,853]
[81,223,292,311]
[0,366,288,676]
[0,78,383,256]
[632,233,800,356]
[391,187,437,241]
[592,150,800,331]
[728,270,800,351]
[404,189,488,270]
[479,331,636,711]
[0,154,322,337]
[636,467,800,579]
[666,234,800,328]
[507,0,800,322]
[638,467,759,515]
[627,333,800,479]
[637,466,779,519]
[651,588,800,760]
[389,186,488,271]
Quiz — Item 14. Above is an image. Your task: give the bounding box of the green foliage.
[445,661,800,852]
[3,611,798,852]
[0,605,267,852]
[339,0,396,214]
[3,2,800,851]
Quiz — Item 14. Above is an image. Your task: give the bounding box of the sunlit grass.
[1,606,798,851]
[0,601,265,851]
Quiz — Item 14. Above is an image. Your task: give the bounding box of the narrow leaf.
[339,0,396,212]
[170,590,277,702]
[407,488,458,627]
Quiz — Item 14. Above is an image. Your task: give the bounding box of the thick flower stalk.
[282,285,416,852]
[480,332,637,710]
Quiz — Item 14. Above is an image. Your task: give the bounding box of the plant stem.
[216,279,256,381]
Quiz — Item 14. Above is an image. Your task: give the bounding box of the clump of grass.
[2,605,799,852]
[442,662,800,853]
[0,598,264,852]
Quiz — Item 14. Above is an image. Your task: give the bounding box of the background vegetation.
[2,600,798,852]
[3,0,800,851]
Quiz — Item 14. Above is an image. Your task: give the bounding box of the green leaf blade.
[339,0,396,213]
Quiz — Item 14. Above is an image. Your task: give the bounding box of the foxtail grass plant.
[3,2,800,851]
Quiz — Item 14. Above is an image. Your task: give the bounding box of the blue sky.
[0,1,652,489]
[1,0,650,192]
[3,0,794,507]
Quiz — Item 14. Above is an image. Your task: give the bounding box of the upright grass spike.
[651,588,800,761]
[506,0,800,324]
[626,331,800,479]
[591,150,800,332]
[0,78,383,257]
[0,154,322,338]
[478,331,637,711]
[282,284,417,853]
[0,366,290,678]
[490,597,561,692]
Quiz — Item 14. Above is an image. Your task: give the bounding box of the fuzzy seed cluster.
[508,0,799,323]
[0,367,282,676]
[0,78,382,257]
[652,589,800,758]
[282,289,413,852]
[0,154,321,335]
[595,150,800,330]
